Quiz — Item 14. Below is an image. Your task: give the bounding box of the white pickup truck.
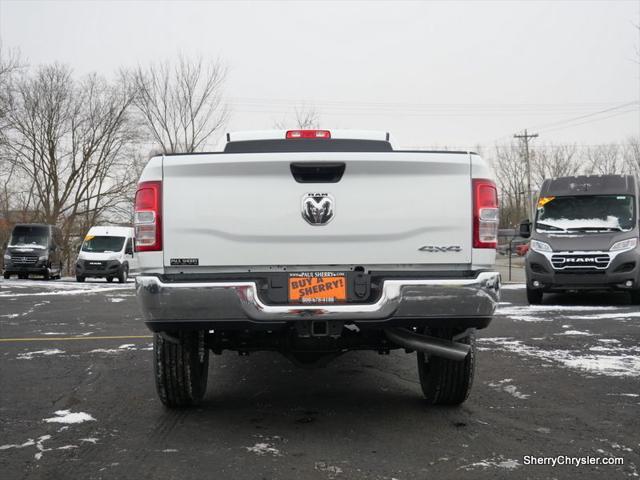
[134,130,501,408]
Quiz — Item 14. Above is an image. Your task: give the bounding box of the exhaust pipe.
[384,328,470,361]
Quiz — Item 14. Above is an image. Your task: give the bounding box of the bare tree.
[584,144,629,175]
[273,103,320,129]
[130,55,227,153]
[490,143,528,226]
[1,64,139,266]
[623,136,640,173]
[531,144,581,188]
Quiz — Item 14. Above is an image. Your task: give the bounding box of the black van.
[519,175,640,304]
[2,224,64,280]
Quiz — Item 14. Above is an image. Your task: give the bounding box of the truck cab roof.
[86,226,134,237]
[223,129,394,153]
[540,174,637,197]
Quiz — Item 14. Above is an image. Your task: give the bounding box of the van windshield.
[9,225,49,248]
[535,195,635,233]
[82,236,125,253]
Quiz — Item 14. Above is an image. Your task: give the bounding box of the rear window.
[223,139,393,153]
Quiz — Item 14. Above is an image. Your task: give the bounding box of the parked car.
[134,129,501,408]
[75,226,137,283]
[520,174,640,304]
[2,224,63,280]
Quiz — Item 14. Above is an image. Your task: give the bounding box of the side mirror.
[77,245,82,253]
[519,219,531,239]
[125,246,133,255]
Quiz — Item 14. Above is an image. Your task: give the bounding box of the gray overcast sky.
[1,0,639,149]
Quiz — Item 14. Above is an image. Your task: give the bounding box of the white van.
[75,226,138,283]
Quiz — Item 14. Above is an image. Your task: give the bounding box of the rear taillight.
[134,180,162,252]
[473,179,499,249]
[286,130,331,139]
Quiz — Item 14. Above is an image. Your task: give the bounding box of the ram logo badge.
[419,245,462,253]
[301,193,335,225]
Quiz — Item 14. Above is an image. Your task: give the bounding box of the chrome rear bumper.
[136,272,500,323]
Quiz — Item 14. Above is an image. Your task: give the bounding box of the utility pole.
[514,129,538,219]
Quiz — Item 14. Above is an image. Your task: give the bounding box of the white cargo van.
[76,226,137,283]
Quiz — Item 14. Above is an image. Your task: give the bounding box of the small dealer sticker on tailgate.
[288,272,346,304]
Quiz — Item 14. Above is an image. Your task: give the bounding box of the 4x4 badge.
[301,193,335,226]
[419,245,462,253]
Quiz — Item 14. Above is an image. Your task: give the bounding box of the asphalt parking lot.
[1,278,639,479]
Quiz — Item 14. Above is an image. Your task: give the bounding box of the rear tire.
[417,329,475,405]
[526,286,543,304]
[630,289,640,305]
[3,272,10,280]
[76,275,85,282]
[154,331,209,408]
[106,277,114,283]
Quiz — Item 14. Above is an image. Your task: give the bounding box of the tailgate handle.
[290,163,345,183]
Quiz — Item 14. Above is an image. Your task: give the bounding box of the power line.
[530,101,639,131]
[536,107,639,134]
[489,101,639,144]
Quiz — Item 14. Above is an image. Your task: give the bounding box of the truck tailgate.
[161,151,472,268]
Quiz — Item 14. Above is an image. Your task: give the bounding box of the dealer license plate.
[288,272,347,304]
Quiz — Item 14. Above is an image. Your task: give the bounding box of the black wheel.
[76,275,85,283]
[43,268,51,281]
[106,276,114,283]
[417,329,475,405]
[526,286,543,304]
[3,272,10,280]
[154,331,209,408]
[630,290,640,305]
[118,264,128,284]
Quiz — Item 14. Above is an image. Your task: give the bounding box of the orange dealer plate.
[288,272,347,304]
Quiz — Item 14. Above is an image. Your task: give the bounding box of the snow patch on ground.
[108,297,126,303]
[88,344,143,354]
[500,284,525,290]
[556,330,593,336]
[17,349,64,360]
[0,282,132,298]
[498,304,618,315]
[564,312,640,320]
[496,304,631,323]
[43,410,96,424]
[245,442,281,456]
[0,438,36,450]
[480,337,640,377]
[487,379,530,399]
[459,455,521,471]
[315,462,344,478]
